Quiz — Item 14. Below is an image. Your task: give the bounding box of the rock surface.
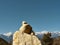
[13,21,42,45]
[19,21,35,35]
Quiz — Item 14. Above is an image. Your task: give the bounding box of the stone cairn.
[13,21,42,45]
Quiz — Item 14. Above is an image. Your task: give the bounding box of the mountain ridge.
[0,31,60,43]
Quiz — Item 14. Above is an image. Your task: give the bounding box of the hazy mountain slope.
[36,31,60,39]
[0,32,13,43]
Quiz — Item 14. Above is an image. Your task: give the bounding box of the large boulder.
[13,21,42,45]
[13,32,42,45]
[19,21,35,35]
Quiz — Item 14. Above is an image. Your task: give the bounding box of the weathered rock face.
[13,32,42,45]
[13,31,19,45]
[19,21,35,35]
[13,21,42,45]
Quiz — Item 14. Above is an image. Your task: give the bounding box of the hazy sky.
[0,0,60,33]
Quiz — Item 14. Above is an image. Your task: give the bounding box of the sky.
[0,0,60,33]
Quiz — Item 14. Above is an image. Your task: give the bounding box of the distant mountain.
[51,32,60,38]
[0,32,13,43]
[0,31,60,43]
[36,31,60,39]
